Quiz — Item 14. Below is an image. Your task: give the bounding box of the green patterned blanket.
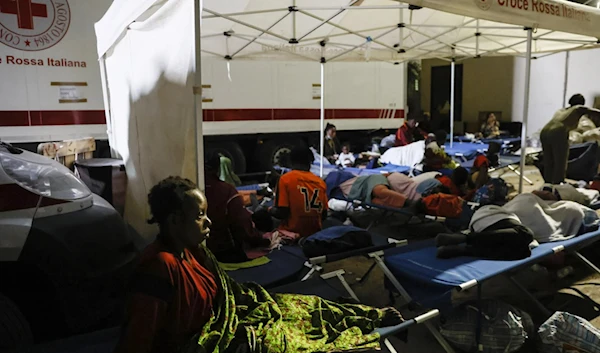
[185,248,389,353]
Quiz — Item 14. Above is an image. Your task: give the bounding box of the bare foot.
[381,307,403,327]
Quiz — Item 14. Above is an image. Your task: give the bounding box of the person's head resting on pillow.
[290,146,314,172]
[451,166,469,189]
[148,176,211,251]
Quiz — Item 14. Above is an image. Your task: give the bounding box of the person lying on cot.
[336,144,356,167]
[436,167,469,198]
[423,129,458,172]
[340,174,414,209]
[469,142,501,190]
[270,146,328,238]
[114,176,403,353]
[204,153,271,263]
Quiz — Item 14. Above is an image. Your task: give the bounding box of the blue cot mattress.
[383,229,600,308]
[444,142,488,160]
[226,246,306,287]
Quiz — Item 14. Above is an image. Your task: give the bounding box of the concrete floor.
[321,165,600,353]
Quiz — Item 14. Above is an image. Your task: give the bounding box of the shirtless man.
[541,94,600,184]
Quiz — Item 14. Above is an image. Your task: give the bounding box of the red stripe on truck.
[0,109,404,126]
[0,183,69,212]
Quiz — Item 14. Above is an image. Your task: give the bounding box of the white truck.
[0,0,408,174]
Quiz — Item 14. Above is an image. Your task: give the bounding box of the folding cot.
[443,142,488,162]
[226,228,407,299]
[275,163,412,179]
[459,154,536,185]
[367,228,600,353]
[22,231,439,353]
[19,308,440,353]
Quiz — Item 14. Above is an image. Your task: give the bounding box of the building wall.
[421,56,515,131]
[513,47,600,136]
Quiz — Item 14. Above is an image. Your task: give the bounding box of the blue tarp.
[383,229,600,309]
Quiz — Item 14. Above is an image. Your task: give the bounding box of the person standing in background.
[541,94,600,184]
[395,114,427,147]
[323,123,342,163]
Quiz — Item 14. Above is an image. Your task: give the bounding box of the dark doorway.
[430,64,463,133]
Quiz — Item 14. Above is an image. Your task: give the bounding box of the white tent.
[95,0,600,236]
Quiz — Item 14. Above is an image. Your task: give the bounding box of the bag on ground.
[538,311,600,353]
[440,299,534,353]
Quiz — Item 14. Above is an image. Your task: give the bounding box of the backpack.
[472,178,509,206]
[538,311,600,353]
[440,300,534,353]
[422,194,464,218]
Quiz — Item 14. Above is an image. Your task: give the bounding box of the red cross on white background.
[0,0,48,30]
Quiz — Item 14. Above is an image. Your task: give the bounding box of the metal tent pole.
[563,51,570,107]
[519,28,533,194]
[450,48,455,148]
[194,0,205,189]
[320,62,325,177]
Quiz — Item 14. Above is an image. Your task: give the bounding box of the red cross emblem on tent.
[0,0,71,51]
[0,0,48,29]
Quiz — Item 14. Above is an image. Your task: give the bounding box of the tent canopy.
[97,0,600,63]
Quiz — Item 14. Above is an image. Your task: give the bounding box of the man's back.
[276,170,328,238]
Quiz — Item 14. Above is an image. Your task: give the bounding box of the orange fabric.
[276,170,328,238]
[473,155,490,170]
[115,242,218,353]
[371,184,407,208]
[436,175,464,197]
[422,194,463,218]
[237,190,263,207]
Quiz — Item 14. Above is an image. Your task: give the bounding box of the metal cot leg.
[370,252,457,353]
[574,251,600,275]
[507,275,552,317]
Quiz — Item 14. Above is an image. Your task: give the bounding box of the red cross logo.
[0,0,48,30]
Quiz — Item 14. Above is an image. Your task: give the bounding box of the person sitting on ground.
[270,146,328,238]
[469,142,501,190]
[423,129,458,171]
[115,176,403,353]
[204,153,270,263]
[336,144,356,167]
[395,114,427,147]
[436,166,469,198]
[323,123,342,163]
[480,112,500,139]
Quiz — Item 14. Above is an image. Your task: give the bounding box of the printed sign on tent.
[202,84,213,103]
[312,83,321,100]
[51,81,87,103]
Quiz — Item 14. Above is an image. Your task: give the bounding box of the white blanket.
[380,140,425,167]
[503,193,584,243]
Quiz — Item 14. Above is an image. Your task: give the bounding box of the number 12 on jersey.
[298,187,323,213]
